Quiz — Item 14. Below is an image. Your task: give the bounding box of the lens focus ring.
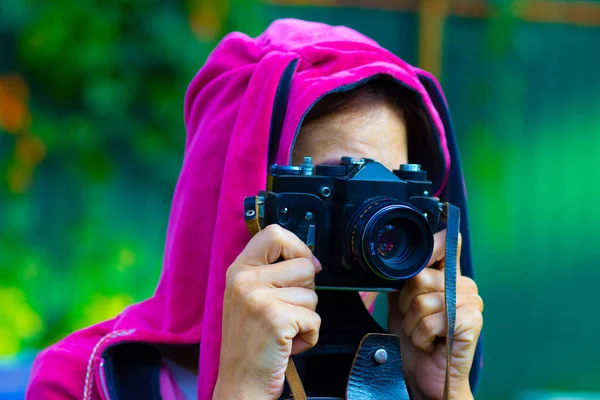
[346,197,434,281]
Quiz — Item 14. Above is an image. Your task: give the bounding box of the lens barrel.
[346,197,434,280]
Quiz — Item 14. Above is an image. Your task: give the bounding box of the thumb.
[241,224,315,267]
[427,230,462,277]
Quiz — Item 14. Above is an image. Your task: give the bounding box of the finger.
[286,307,322,355]
[241,224,317,267]
[401,291,479,338]
[426,230,447,268]
[412,312,446,353]
[255,258,317,289]
[427,230,463,276]
[412,298,484,354]
[272,287,319,311]
[454,299,485,344]
[397,270,478,315]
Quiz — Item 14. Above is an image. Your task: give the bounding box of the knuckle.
[310,291,319,307]
[469,309,484,331]
[291,259,316,286]
[460,276,478,293]
[225,259,249,284]
[253,267,270,284]
[474,309,483,326]
[419,315,438,334]
[307,311,321,329]
[228,269,256,298]
[461,304,483,328]
[470,300,484,319]
[299,258,317,275]
[243,288,267,313]
[304,289,319,310]
[313,312,322,328]
[306,335,319,348]
[263,224,286,242]
[307,316,322,345]
[476,294,485,312]
[466,293,484,312]
[229,268,249,286]
[227,271,244,293]
[412,269,432,287]
[225,265,237,285]
[410,295,429,316]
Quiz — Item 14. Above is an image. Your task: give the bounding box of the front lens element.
[375,220,415,264]
[347,198,433,281]
[376,221,408,260]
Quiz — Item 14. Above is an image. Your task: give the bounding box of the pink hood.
[27,18,463,400]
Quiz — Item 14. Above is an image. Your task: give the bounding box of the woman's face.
[292,103,409,311]
[292,103,408,170]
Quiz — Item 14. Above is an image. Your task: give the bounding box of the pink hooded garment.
[27,18,481,400]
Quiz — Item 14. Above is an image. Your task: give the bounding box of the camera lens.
[376,221,410,261]
[346,198,433,281]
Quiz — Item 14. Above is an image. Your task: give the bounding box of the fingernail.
[313,255,322,272]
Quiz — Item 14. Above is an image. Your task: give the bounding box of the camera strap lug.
[243,196,263,237]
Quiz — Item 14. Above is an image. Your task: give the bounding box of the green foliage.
[0,0,265,355]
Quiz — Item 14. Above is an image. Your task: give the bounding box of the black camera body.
[245,157,444,291]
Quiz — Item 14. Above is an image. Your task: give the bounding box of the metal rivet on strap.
[374,348,388,364]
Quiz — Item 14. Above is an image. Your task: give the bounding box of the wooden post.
[417,0,450,81]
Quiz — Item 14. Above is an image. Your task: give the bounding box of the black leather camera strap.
[244,197,461,399]
[442,202,460,399]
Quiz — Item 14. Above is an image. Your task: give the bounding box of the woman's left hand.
[387,230,483,400]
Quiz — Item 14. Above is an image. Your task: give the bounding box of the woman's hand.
[213,225,322,400]
[387,230,483,400]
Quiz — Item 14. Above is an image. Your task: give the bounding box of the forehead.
[299,103,406,145]
[292,103,408,169]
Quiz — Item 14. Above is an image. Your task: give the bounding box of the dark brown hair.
[302,77,440,178]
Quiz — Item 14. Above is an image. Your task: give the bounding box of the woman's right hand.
[213,225,322,400]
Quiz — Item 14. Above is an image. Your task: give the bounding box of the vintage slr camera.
[244,156,445,290]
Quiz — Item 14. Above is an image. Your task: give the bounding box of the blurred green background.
[2,0,600,399]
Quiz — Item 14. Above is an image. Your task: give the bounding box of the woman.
[27,19,483,400]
